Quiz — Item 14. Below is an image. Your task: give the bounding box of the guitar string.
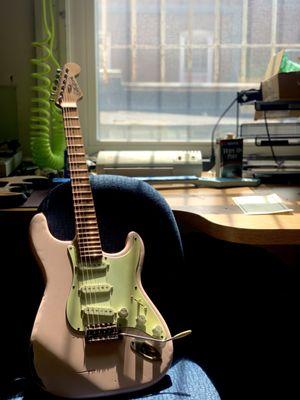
[66,100,100,328]
[64,103,93,329]
[70,104,96,328]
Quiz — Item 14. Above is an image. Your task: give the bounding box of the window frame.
[65,0,300,162]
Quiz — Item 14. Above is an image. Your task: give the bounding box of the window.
[66,0,300,158]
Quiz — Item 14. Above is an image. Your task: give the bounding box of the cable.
[263,111,283,168]
[204,96,238,171]
[236,97,240,137]
[119,329,192,343]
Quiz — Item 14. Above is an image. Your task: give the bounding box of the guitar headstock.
[53,63,83,107]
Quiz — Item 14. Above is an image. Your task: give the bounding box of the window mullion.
[214,0,221,82]
[160,0,166,83]
[130,0,137,81]
[240,0,248,83]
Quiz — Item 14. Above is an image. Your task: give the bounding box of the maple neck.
[62,107,102,261]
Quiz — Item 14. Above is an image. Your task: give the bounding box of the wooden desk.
[160,184,300,245]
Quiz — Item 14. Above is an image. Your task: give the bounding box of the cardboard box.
[255,49,300,120]
[262,49,300,101]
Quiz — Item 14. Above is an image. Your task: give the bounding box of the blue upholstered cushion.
[2,175,220,400]
[4,360,220,400]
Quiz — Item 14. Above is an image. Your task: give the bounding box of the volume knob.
[136,315,146,325]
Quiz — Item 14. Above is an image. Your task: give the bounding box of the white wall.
[0,0,35,157]
[0,0,66,159]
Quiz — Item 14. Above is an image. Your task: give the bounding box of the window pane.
[137,0,160,46]
[277,0,300,44]
[220,0,243,44]
[246,48,271,81]
[102,0,130,45]
[95,0,300,145]
[136,49,160,81]
[247,0,272,44]
[165,0,189,45]
[219,48,241,82]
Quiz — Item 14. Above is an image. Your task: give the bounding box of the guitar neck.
[62,107,102,260]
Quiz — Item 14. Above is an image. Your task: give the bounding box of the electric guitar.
[29,63,173,398]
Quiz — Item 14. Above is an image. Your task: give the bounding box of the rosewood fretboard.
[62,107,102,261]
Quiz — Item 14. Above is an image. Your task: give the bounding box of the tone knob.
[152,325,163,338]
[118,308,128,318]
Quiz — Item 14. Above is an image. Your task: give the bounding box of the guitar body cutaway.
[29,212,173,399]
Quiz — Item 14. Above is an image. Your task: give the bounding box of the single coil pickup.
[79,283,112,295]
[82,307,115,318]
[85,323,120,343]
[76,264,107,274]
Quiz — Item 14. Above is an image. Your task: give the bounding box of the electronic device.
[96,150,202,177]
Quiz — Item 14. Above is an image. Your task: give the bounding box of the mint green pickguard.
[66,235,165,339]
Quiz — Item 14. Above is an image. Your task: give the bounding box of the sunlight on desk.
[160,185,300,245]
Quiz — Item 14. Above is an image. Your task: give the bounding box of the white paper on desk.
[232,193,293,215]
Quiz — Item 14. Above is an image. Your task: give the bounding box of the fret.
[78,238,101,243]
[78,242,101,247]
[78,234,100,239]
[80,253,102,259]
[75,216,97,220]
[78,243,101,249]
[62,105,102,254]
[61,103,77,108]
[75,219,98,224]
[71,183,91,187]
[76,227,99,232]
[76,219,97,223]
[71,175,89,180]
[79,244,102,250]
[74,207,95,210]
[72,168,88,173]
[79,251,102,257]
[74,190,93,196]
[77,234,101,245]
[75,213,96,217]
[74,204,95,209]
[78,241,101,247]
[73,197,93,202]
[73,199,93,204]
[79,248,102,253]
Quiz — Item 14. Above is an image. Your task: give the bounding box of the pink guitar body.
[30,213,173,398]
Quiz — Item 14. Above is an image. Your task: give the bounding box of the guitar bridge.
[85,323,120,343]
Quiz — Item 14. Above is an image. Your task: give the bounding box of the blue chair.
[3,175,220,400]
